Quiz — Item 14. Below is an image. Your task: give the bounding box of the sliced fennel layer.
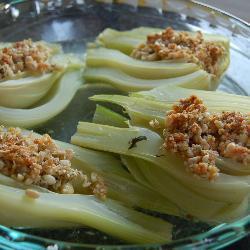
[97,27,229,55]
[133,85,250,114]
[71,123,250,203]
[90,87,249,132]
[216,157,250,176]
[95,27,230,90]
[90,94,170,129]
[0,173,50,193]
[124,156,248,223]
[49,53,83,70]
[96,27,162,54]
[69,147,238,224]
[93,105,128,128]
[0,39,83,108]
[0,72,62,108]
[86,48,198,79]
[121,155,153,189]
[84,67,211,91]
[99,172,179,216]
[45,138,180,216]
[0,70,83,128]
[62,142,132,180]
[0,184,172,244]
[72,123,250,222]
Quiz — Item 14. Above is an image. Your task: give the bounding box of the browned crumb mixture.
[0,39,56,81]
[163,96,250,180]
[131,27,225,75]
[0,127,106,199]
[25,189,40,199]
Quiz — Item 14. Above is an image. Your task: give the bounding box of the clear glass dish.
[0,0,249,249]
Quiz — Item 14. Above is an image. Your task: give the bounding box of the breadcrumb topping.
[0,126,106,198]
[131,27,225,75]
[163,96,249,180]
[25,189,40,199]
[0,39,56,81]
[149,118,161,129]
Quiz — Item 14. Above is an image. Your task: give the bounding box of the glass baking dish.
[0,0,249,249]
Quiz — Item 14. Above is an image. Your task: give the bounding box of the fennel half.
[84,27,230,91]
[0,129,173,244]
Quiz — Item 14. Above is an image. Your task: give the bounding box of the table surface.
[198,0,250,23]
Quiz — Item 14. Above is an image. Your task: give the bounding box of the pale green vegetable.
[134,85,250,114]
[71,123,249,222]
[0,173,50,193]
[93,104,128,127]
[211,197,249,223]
[97,27,229,55]
[127,157,248,223]
[0,127,178,215]
[0,184,172,243]
[100,173,180,216]
[84,67,211,91]
[65,142,132,180]
[99,35,143,55]
[93,27,230,90]
[71,123,250,204]
[0,39,83,109]
[0,53,83,109]
[72,122,162,156]
[96,27,161,54]
[90,86,250,132]
[133,156,249,223]
[88,86,250,202]
[0,72,62,108]
[121,156,153,189]
[0,130,174,243]
[36,138,180,216]
[49,53,83,70]
[92,108,177,213]
[90,94,167,130]
[86,48,199,79]
[0,70,83,127]
[216,157,250,176]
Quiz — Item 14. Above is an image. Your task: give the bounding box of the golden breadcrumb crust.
[131,27,225,75]
[0,127,106,199]
[162,95,249,180]
[0,39,56,80]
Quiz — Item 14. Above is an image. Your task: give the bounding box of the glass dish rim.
[191,0,249,26]
[0,0,249,249]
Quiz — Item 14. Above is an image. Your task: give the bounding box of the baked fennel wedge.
[0,40,84,127]
[84,27,230,91]
[0,127,173,244]
[71,86,249,224]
